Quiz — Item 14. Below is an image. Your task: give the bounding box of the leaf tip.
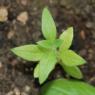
[67,27,74,36]
[39,79,44,85]
[82,58,87,64]
[68,27,73,31]
[11,48,16,53]
[43,7,49,13]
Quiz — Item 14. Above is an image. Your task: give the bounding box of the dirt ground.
[0,0,95,95]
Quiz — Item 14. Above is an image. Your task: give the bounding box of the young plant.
[11,7,86,84]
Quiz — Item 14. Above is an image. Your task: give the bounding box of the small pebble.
[0,62,3,69]
[7,30,15,39]
[88,49,93,53]
[21,92,28,95]
[88,53,93,60]
[17,0,28,6]
[14,88,20,95]
[24,85,31,92]
[6,91,14,95]
[17,11,28,25]
[0,7,8,22]
[80,30,86,40]
[21,0,28,6]
[85,21,93,28]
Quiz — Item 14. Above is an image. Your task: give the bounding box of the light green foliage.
[11,45,45,61]
[37,39,62,49]
[34,51,57,84]
[41,79,95,95]
[34,63,39,78]
[61,65,83,79]
[42,7,57,40]
[60,50,86,66]
[11,7,86,84]
[59,27,73,51]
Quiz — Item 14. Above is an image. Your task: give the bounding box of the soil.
[0,0,95,95]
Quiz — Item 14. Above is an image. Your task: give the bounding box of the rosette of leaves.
[11,7,86,84]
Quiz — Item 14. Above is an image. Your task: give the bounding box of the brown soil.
[0,0,95,95]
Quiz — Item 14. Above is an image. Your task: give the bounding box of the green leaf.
[11,45,45,61]
[42,7,57,40]
[41,79,95,95]
[60,50,86,66]
[34,64,39,78]
[34,51,57,84]
[59,27,73,51]
[37,39,62,49]
[53,39,63,48]
[37,40,53,49]
[61,64,83,79]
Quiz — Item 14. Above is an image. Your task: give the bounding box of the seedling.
[11,7,86,84]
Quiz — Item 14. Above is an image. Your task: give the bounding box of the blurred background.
[0,0,95,95]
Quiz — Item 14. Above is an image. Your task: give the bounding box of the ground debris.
[0,7,8,22]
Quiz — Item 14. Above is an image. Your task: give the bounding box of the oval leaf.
[59,27,73,51]
[11,45,45,61]
[60,50,86,66]
[42,7,57,40]
[41,79,95,95]
[61,64,83,79]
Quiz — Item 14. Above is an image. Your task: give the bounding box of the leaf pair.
[58,27,86,79]
[34,51,57,84]
[59,49,86,79]
[11,44,57,84]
